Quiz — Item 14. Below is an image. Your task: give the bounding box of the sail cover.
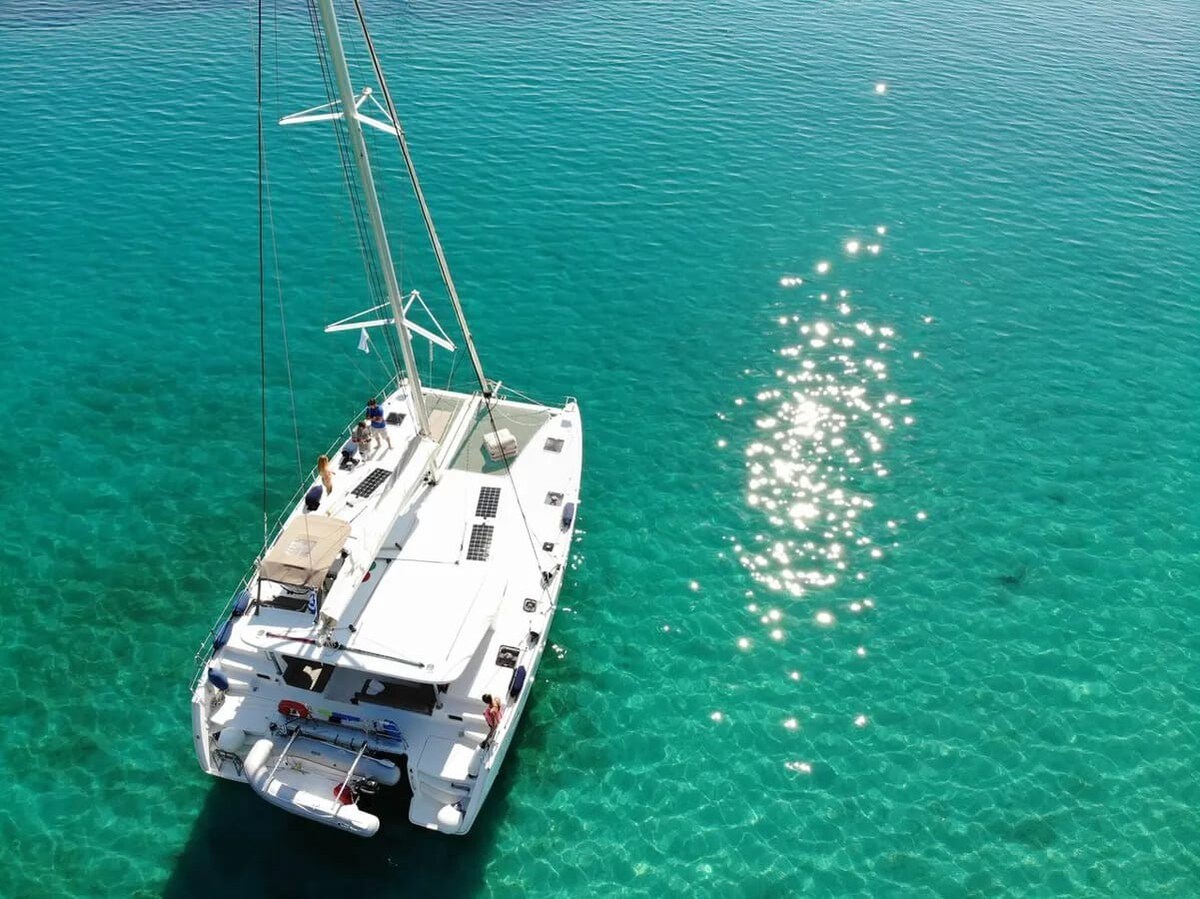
[260,516,352,588]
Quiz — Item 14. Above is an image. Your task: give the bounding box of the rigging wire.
[339,9,551,574]
[339,3,553,576]
[271,0,281,127]
[292,2,562,589]
[482,396,557,587]
[264,171,307,485]
[254,19,305,487]
[305,0,402,391]
[260,0,313,576]
[359,18,555,577]
[248,2,345,589]
[350,0,490,398]
[343,22,408,316]
[256,0,268,543]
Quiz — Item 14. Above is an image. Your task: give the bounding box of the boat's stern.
[406,731,489,834]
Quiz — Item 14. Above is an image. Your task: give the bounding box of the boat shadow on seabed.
[161,743,526,899]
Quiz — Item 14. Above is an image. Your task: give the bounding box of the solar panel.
[475,486,501,518]
[352,467,390,498]
[466,524,493,561]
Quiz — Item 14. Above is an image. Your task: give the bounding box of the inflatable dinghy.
[244,738,381,837]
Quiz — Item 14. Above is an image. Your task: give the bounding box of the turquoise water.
[1,0,1198,895]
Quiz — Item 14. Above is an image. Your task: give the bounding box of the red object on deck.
[278,699,311,719]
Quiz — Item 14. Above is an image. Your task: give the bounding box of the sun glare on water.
[715,230,925,766]
[735,240,913,603]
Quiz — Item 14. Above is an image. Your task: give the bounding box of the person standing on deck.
[369,398,392,451]
[481,694,502,749]
[317,454,334,496]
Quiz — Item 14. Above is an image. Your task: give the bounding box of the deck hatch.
[475,486,501,519]
[496,645,519,668]
[466,524,494,561]
[352,467,390,498]
[544,437,565,453]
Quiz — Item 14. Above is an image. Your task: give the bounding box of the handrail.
[188,569,256,690]
[266,728,302,783]
[332,741,370,818]
[494,383,570,410]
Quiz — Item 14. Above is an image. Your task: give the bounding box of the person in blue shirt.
[304,484,323,511]
[368,397,392,451]
[339,438,359,469]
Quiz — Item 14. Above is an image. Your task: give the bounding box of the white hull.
[191,385,582,835]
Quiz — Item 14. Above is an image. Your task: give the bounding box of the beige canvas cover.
[260,515,352,588]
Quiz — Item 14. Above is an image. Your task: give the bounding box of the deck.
[448,401,557,474]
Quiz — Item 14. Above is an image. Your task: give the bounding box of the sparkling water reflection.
[737,241,913,614]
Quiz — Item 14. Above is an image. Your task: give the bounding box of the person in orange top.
[481,693,502,748]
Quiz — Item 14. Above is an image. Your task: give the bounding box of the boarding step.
[414,773,470,807]
[409,736,477,835]
[409,793,466,833]
[417,736,480,782]
[413,737,484,805]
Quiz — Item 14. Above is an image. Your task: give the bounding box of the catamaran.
[189,0,582,836]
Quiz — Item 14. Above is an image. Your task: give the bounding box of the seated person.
[304,484,323,511]
[339,438,360,469]
[353,420,371,456]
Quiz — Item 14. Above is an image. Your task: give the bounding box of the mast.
[349,1,490,398]
[313,0,432,436]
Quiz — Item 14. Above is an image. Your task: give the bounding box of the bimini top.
[260,515,352,588]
